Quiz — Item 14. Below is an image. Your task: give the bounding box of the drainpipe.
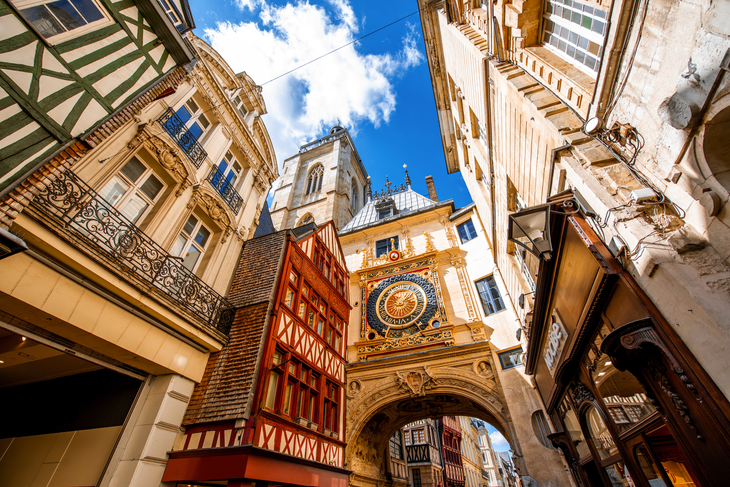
[484,60,498,262]
[546,142,572,198]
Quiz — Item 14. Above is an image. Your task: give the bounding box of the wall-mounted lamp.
[0,227,28,261]
[508,203,553,261]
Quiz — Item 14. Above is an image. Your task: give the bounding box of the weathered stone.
[669,225,709,254]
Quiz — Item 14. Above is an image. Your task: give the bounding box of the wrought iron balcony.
[158,107,208,168]
[206,166,243,215]
[30,170,234,339]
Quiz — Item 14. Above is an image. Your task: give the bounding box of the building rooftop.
[340,170,453,234]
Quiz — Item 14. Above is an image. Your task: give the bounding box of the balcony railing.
[206,166,243,215]
[158,107,207,168]
[30,170,234,338]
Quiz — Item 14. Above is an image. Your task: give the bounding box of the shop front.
[520,193,730,487]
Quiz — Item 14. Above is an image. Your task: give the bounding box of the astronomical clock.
[356,249,453,359]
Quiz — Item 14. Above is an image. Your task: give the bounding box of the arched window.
[531,410,555,449]
[306,165,324,195]
[298,213,314,226]
[351,179,358,210]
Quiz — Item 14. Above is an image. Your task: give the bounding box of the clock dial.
[366,273,438,336]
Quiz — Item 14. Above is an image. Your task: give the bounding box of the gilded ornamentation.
[452,258,478,321]
[424,232,435,252]
[402,228,415,257]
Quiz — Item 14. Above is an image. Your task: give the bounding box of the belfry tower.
[269,126,369,231]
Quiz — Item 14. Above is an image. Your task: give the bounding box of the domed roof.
[329,125,344,134]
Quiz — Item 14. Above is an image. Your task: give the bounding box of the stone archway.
[345,342,524,486]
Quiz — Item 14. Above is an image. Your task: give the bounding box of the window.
[457,218,478,243]
[412,468,422,487]
[306,165,324,195]
[542,0,608,74]
[378,209,391,220]
[531,411,555,449]
[498,346,524,370]
[17,0,106,39]
[157,0,182,26]
[99,156,164,224]
[323,380,339,432]
[475,275,505,316]
[176,98,210,141]
[264,350,320,424]
[351,179,358,211]
[389,432,403,460]
[216,150,243,188]
[375,236,399,258]
[234,95,248,119]
[171,214,212,272]
[514,248,536,292]
[413,428,425,443]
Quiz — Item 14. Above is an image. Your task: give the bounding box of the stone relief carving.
[475,360,494,379]
[347,379,362,398]
[187,187,233,243]
[396,369,437,397]
[127,122,193,196]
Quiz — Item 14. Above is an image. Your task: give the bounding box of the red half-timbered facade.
[440,416,466,487]
[163,221,351,487]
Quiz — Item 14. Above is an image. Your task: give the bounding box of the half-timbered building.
[441,416,466,487]
[162,220,351,486]
[0,27,277,486]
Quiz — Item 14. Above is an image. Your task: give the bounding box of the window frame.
[157,0,183,26]
[14,0,113,43]
[475,274,506,317]
[375,236,399,258]
[457,218,478,243]
[305,165,324,195]
[98,155,166,225]
[217,149,244,190]
[176,97,211,142]
[540,0,608,76]
[171,213,213,273]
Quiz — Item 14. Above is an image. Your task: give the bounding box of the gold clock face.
[375,281,427,328]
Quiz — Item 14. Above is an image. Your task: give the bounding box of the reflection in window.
[171,214,211,271]
[634,445,667,487]
[560,397,590,459]
[19,0,105,39]
[585,406,617,460]
[541,0,607,74]
[585,324,656,434]
[605,461,632,487]
[99,156,164,224]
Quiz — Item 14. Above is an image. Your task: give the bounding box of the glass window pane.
[592,20,605,34]
[185,98,200,114]
[21,6,65,38]
[585,406,617,459]
[99,176,129,206]
[585,56,597,70]
[264,371,280,409]
[558,40,567,52]
[575,51,586,63]
[47,0,84,30]
[569,31,579,44]
[119,193,148,223]
[578,36,589,49]
[583,5,595,14]
[567,45,576,57]
[171,234,187,257]
[198,114,210,129]
[562,8,571,19]
[554,5,562,16]
[283,382,293,415]
[285,288,295,308]
[604,461,632,487]
[182,243,201,270]
[184,215,197,236]
[562,400,590,459]
[298,301,306,319]
[194,225,211,247]
[634,445,667,486]
[572,10,582,23]
[176,105,192,124]
[582,14,592,29]
[595,9,607,19]
[120,157,146,183]
[140,174,163,200]
[188,121,203,140]
[71,0,103,23]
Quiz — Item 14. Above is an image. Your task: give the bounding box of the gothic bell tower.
[269,126,369,231]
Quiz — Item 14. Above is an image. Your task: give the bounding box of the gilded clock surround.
[356,252,453,359]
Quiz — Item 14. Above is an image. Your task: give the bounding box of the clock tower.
[269,126,369,231]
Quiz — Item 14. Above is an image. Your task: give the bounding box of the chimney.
[425,176,439,202]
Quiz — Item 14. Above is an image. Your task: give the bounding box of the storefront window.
[634,445,667,487]
[585,323,656,434]
[604,460,632,487]
[560,397,590,459]
[585,406,618,460]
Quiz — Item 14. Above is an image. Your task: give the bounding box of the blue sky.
[188,0,472,208]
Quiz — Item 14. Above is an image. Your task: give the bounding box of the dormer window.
[157,0,182,26]
[374,197,397,220]
[306,165,323,195]
[378,209,391,220]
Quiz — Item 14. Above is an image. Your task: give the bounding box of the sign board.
[543,311,567,377]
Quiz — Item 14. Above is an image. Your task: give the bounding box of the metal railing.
[158,107,208,168]
[31,170,234,338]
[206,166,243,215]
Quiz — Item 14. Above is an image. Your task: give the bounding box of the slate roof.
[253,200,275,238]
[340,186,448,234]
[183,230,288,425]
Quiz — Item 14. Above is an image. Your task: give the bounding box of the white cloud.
[490,431,510,450]
[203,0,423,168]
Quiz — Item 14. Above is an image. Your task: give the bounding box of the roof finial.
[384,176,392,191]
[403,164,411,187]
[366,176,372,201]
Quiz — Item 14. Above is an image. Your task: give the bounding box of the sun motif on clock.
[366,273,438,336]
